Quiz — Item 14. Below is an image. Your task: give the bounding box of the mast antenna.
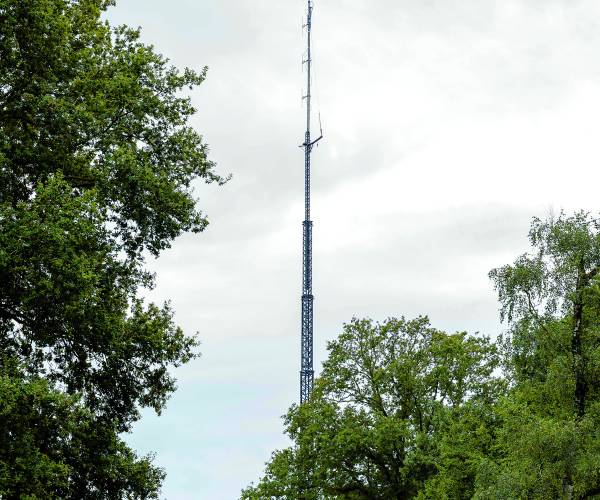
[300,0,322,404]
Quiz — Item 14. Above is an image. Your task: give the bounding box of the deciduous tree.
[0,0,225,496]
[242,317,501,499]
[481,212,600,499]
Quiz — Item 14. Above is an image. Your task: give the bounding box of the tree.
[0,362,165,498]
[245,213,600,500]
[242,317,502,499]
[0,0,226,496]
[480,212,600,499]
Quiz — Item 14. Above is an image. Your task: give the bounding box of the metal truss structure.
[300,0,322,404]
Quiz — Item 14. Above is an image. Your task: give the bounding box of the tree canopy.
[243,212,600,500]
[0,0,225,497]
[481,212,600,499]
[242,317,503,499]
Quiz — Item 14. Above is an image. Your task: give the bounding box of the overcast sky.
[107,1,600,498]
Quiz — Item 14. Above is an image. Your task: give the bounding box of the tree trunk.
[572,271,587,419]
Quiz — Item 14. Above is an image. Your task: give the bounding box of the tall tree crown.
[0,0,225,496]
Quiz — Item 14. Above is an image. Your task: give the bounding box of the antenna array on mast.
[300,0,322,404]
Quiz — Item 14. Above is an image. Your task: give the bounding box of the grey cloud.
[106,0,600,497]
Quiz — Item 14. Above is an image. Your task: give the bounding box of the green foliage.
[0,367,164,499]
[245,212,600,499]
[0,0,225,496]
[242,317,502,499]
[481,212,600,499]
[0,0,226,257]
[474,398,600,499]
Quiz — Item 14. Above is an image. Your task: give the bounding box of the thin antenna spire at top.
[299,0,323,405]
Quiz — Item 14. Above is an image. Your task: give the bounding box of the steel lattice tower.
[300,0,322,404]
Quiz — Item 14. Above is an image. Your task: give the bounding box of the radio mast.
[300,0,322,404]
